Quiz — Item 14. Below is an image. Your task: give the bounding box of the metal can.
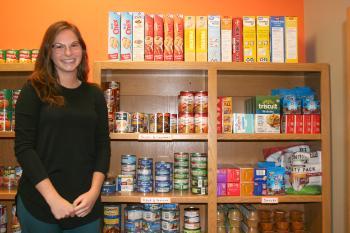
[148,113,157,133]
[190,155,207,169]
[184,207,201,230]
[184,229,201,233]
[191,187,208,195]
[155,162,173,170]
[0,89,13,112]
[12,90,21,110]
[0,111,12,131]
[191,176,208,188]
[0,50,5,63]
[194,91,208,114]
[103,224,120,233]
[108,81,120,112]
[194,113,208,133]
[178,113,194,133]
[142,220,161,232]
[174,152,189,161]
[105,88,117,112]
[138,157,153,169]
[156,113,170,133]
[0,204,7,225]
[178,91,194,114]
[115,111,131,133]
[124,205,143,224]
[131,112,148,133]
[101,178,116,195]
[104,204,121,226]
[31,49,39,63]
[11,204,21,232]
[122,154,137,165]
[170,114,178,133]
[144,204,161,211]
[5,49,19,63]
[191,169,207,177]
[107,111,114,132]
[174,179,189,190]
[19,49,32,63]
[3,166,15,188]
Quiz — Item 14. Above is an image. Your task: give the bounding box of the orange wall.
[1,0,304,78]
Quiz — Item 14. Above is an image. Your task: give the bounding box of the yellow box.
[185,16,196,61]
[222,97,233,134]
[285,17,298,63]
[243,16,256,63]
[196,16,207,62]
[221,16,232,62]
[257,16,270,63]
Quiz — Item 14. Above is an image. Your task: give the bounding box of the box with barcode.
[257,16,270,63]
[120,12,133,61]
[132,12,144,61]
[208,15,221,62]
[184,16,196,61]
[285,16,298,63]
[221,16,232,62]
[270,16,285,63]
[243,16,256,63]
[233,113,254,133]
[196,16,207,62]
[232,17,243,62]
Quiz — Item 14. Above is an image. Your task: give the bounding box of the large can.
[156,113,170,133]
[131,112,148,133]
[194,91,208,114]
[184,207,201,231]
[0,50,5,63]
[170,114,178,133]
[161,204,179,232]
[104,204,121,227]
[0,89,13,112]
[114,111,131,133]
[5,49,19,63]
[124,205,143,233]
[178,113,194,133]
[194,113,208,133]
[148,113,157,133]
[31,49,39,63]
[178,91,194,114]
[104,88,117,112]
[19,49,32,63]
[0,111,12,131]
[108,81,120,112]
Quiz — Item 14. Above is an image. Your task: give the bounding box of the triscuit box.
[196,16,208,62]
[221,16,232,62]
[164,14,174,61]
[174,14,184,61]
[121,12,133,61]
[144,14,154,61]
[232,17,243,62]
[208,15,221,62]
[108,12,121,60]
[132,12,144,61]
[270,16,285,63]
[243,16,256,63]
[256,16,270,63]
[184,16,196,61]
[154,14,164,61]
[255,114,281,133]
[233,113,254,133]
[255,96,280,114]
[285,16,298,63]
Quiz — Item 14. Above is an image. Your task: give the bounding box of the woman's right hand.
[48,196,75,220]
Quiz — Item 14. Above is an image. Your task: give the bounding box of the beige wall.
[304,1,349,233]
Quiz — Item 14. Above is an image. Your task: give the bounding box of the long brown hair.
[30,21,89,106]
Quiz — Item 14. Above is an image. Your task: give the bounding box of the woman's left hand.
[73,189,99,217]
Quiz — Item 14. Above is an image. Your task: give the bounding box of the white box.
[221,16,232,62]
[270,16,285,63]
[107,12,121,60]
[132,12,145,61]
[208,15,221,62]
[255,114,281,133]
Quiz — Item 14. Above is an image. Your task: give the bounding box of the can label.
[194,91,208,114]
[31,49,39,63]
[104,205,121,225]
[0,205,7,224]
[174,152,189,160]
[115,112,131,133]
[191,187,208,195]
[131,112,148,133]
[122,154,136,164]
[178,91,194,114]
[161,220,179,231]
[0,50,5,63]
[170,113,178,133]
[148,113,157,133]
[194,113,208,133]
[19,49,32,63]
[0,111,12,131]
[157,113,170,133]
[179,113,194,133]
[6,50,19,63]
[0,89,13,112]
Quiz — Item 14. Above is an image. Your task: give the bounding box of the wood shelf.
[0,187,17,200]
[0,131,15,138]
[217,195,322,203]
[218,133,322,141]
[110,133,207,141]
[0,63,34,72]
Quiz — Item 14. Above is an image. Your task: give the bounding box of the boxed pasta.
[243,16,256,62]
[108,12,121,60]
[256,16,270,63]
[208,15,221,62]
[121,12,133,61]
[184,16,196,61]
[145,14,154,61]
[164,14,174,61]
[154,14,164,61]
[174,14,184,61]
[232,17,243,62]
[132,12,144,61]
[270,16,285,63]
[196,16,208,62]
[285,16,298,63]
[221,16,232,62]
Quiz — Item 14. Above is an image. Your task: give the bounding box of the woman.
[14,21,110,232]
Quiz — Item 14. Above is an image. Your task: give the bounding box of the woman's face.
[50,29,82,78]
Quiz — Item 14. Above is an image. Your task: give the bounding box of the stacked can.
[103,204,121,232]
[184,207,201,233]
[161,204,180,233]
[11,204,21,233]
[19,49,32,63]
[5,50,19,63]
[156,113,170,133]
[131,112,149,133]
[178,91,195,133]
[190,153,208,195]
[104,81,120,132]
[121,154,136,191]
[0,89,13,132]
[31,49,39,63]
[115,111,131,133]
[149,113,157,133]
[137,157,153,193]
[155,162,173,193]
[194,91,208,133]
[124,205,143,233]
[0,50,5,63]
[174,152,189,191]
[143,204,161,233]
[0,204,7,233]
[11,89,20,131]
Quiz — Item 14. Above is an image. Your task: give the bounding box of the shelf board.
[0,131,15,138]
[217,195,322,203]
[0,187,17,200]
[0,63,34,72]
[218,133,322,141]
[110,133,208,141]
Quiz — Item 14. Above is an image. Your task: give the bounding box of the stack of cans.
[121,155,137,177]
[155,162,173,193]
[137,157,153,193]
[124,205,143,233]
[161,204,180,233]
[190,153,208,195]
[142,204,161,233]
[103,204,121,232]
[174,152,190,191]
[104,81,120,132]
[184,207,201,233]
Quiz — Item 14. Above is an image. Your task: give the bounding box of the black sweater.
[14,81,111,229]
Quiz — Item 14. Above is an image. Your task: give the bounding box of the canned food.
[142,220,161,232]
[191,187,208,195]
[183,229,201,233]
[190,152,206,157]
[102,178,116,195]
[124,205,143,221]
[105,89,117,111]
[115,112,131,133]
[122,154,137,165]
[191,169,207,177]
[136,175,153,182]
[0,111,12,131]
[0,50,5,63]
[12,90,21,110]
[191,176,208,188]
[174,167,189,174]
[155,180,172,187]
[194,91,208,114]
[174,152,189,160]
[148,113,157,133]
[137,185,153,193]
[156,113,170,133]
[122,164,136,172]
[138,157,153,169]
[155,162,173,170]
[0,89,13,112]
[0,205,6,225]
[137,169,152,176]
[178,113,194,133]
[178,91,194,114]
[3,166,16,188]
[0,223,6,233]
[31,49,39,63]
[104,204,121,225]
[174,173,189,179]
[125,219,143,232]
[155,175,172,181]
[131,112,148,133]
[6,49,19,63]
[19,49,32,63]
[174,160,189,168]
[108,81,120,112]
[194,113,208,133]
[174,182,189,190]
[103,224,120,233]
[170,114,178,133]
[144,204,161,211]
[116,175,134,192]
[136,180,153,186]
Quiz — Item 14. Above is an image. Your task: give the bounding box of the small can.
[5,49,19,63]
[191,169,207,177]
[3,166,16,188]
[0,111,12,131]
[178,113,194,133]
[155,175,172,181]
[19,49,32,63]
[12,89,21,110]
[170,114,178,133]
[174,172,189,179]
[178,91,194,114]
[103,224,120,233]
[137,175,153,182]
[148,113,157,133]
[191,176,208,187]
[174,179,189,190]
[191,187,208,195]
[174,152,189,160]
[155,161,173,170]
[137,185,153,193]
[116,175,134,192]
[156,113,170,133]
[174,160,189,168]
[184,229,201,233]
[31,49,39,63]
[155,180,172,187]
[194,113,208,133]
[122,164,136,173]
[143,220,161,232]
[0,89,13,112]
[104,204,121,226]
[107,111,115,132]
[0,204,7,224]
[144,204,162,211]
[115,111,131,133]
[143,209,160,221]
[184,207,200,230]
[125,205,143,221]
[194,91,208,114]
[155,186,171,193]
[101,178,116,195]
[11,204,21,233]
[138,157,153,169]
[137,169,152,176]
[122,154,137,165]
[131,112,148,133]
[0,50,5,63]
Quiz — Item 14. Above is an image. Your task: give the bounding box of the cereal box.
[121,12,133,61]
[281,114,295,134]
[164,14,174,61]
[145,14,154,61]
[217,97,223,133]
[256,16,270,63]
[217,183,227,196]
[227,183,240,196]
[184,16,196,61]
[221,16,232,62]
[196,16,208,62]
[233,113,254,133]
[255,96,280,114]
[108,12,121,60]
[154,14,164,61]
[232,17,243,62]
[282,95,302,114]
[227,168,240,183]
[174,14,184,61]
[243,16,256,63]
[285,17,298,63]
[270,16,285,63]
[255,114,281,133]
[132,12,144,61]
[208,15,221,62]
[222,97,233,133]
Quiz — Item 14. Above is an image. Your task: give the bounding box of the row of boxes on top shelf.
[0,203,21,233]
[0,89,21,132]
[108,12,298,63]
[0,49,39,64]
[217,144,322,197]
[219,87,321,134]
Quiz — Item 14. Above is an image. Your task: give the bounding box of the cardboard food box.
[285,16,298,63]
[303,114,312,134]
[196,16,208,62]
[221,16,232,62]
[232,17,243,62]
[145,14,154,61]
[227,168,241,183]
[154,14,164,61]
[255,114,281,133]
[108,12,121,60]
[132,12,145,61]
[241,182,254,196]
[164,14,174,61]
[282,95,302,114]
[217,97,223,133]
[233,113,254,133]
[256,16,270,63]
[311,114,321,134]
[255,96,281,114]
[295,114,303,134]
[281,114,295,134]
[121,12,133,61]
[174,14,184,61]
[184,16,196,61]
[243,16,256,63]
[270,16,285,63]
[222,97,233,133]
[208,15,221,62]
[227,182,240,196]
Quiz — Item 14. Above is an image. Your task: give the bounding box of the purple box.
[217,168,227,183]
[217,183,227,196]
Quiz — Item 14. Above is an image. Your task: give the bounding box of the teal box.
[233,113,254,133]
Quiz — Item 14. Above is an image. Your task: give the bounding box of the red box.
[232,17,243,62]
[281,115,295,134]
[217,97,223,133]
[295,114,303,134]
[145,14,154,61]
[311,114,321,134]
[227,168,240,183]
[303,115,312,134]
[174,14,184,61]
[154,14,164,61]
[227,182,240,196]
[164,14,174,61]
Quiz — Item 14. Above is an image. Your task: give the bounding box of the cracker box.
[208,15,221,62]
[164,14,174,61]
[233,113,254,133]
[221,16,232,62]
[232,17,243,62]
[270,16,285,63]
[108,12,121,60]
[222,97,233,133]
[240,167,254,182]
[121,12,133,61]
[174,14,184,61]
[311,114,321,134]
[285,16,298,63]
[217,97,223,133]
[256,16,270,63]
[227,182,240,196]
[303,114,312,134]
[217,168,227,183]
[154,14,164,61]
[184,16,196,61]
[227,168,240,183]
[241,182,254,196]
[196,16,208,62]
[217,183,227,196]
[255,114,281,133]
[295,114,303,133]
[145,14,154,61]
[282,95,302,114]
[132,12,145,61]
[255,96,281,114]
[243,16,256,63]
[281,114,295,134]
[302,98,320,114]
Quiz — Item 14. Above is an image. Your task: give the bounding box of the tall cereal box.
[270,16,285,63]
[208,15,221,62]
[256,16,270,63]
[243,16,256,63]
[184,16,196,61]
[196,16,208,62]
[132,12,144,61]
[174,14,184,61]
[145,14,154,61]
[154,14,164,61]
[108,12,121,60]
[164,14,174,61]
[121,12,133,61]
[221,16,232,62]
[285,16,298,63]
[232,18,243,62]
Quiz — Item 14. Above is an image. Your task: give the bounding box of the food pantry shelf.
[0,63,34,72]
[217,195,322,203]
[0,132,15,138]
[0,187,16,200]
[218,133,322,141]
[109,133,208,141]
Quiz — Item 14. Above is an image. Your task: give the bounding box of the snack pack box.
[255,96,280,114]
[241,182,254,196]
[232,17,243,62]
[311,114,321,134]
[164,14,174,61]
[174,14,184,61]
[270,16,285,63]
[227,182,240,196]
[285,16,298,63]
[154,14,164,61]
[227,168,240,183]
[222,97,233,133]
[108,12,121,60]
[256,16,270,63]
[121,12,133,61]
[196,16,208,62]
[221,16,232,62]
[132,12,144,61]
[145,14,154,61]
[217,97,223,133]
[281,114,295,134]
[217,183,227,196]
[233,113,254,133]
[303,114,312,134]
[243,16,256,63]
[295,114,303,133]
[240,167,254,182]
[184,16,196,61]
[282,95,302,114]
[208,15,221,62]
[255,114,281,133]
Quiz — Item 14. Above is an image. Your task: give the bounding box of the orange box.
[241,182,254,196]
[240,167,254,182]
[154,14,164,61]
[164,14,174,61]
[174,14,184,61]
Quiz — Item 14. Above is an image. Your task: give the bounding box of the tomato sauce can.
[19,49,32,63]
[5,49,19,63]
[178,113,194,133]
[157,113,170,133]
[3,166,16,189]
[0,111,12,131]
[0,50,5,64]
[194,91,208,114]
[148,113,157,133]
[194,113,208,133]
[115,111,131,133]
[178,91,194,114]
[131,112,148,133]
[31,49,39,63]
[0,89,13,112]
